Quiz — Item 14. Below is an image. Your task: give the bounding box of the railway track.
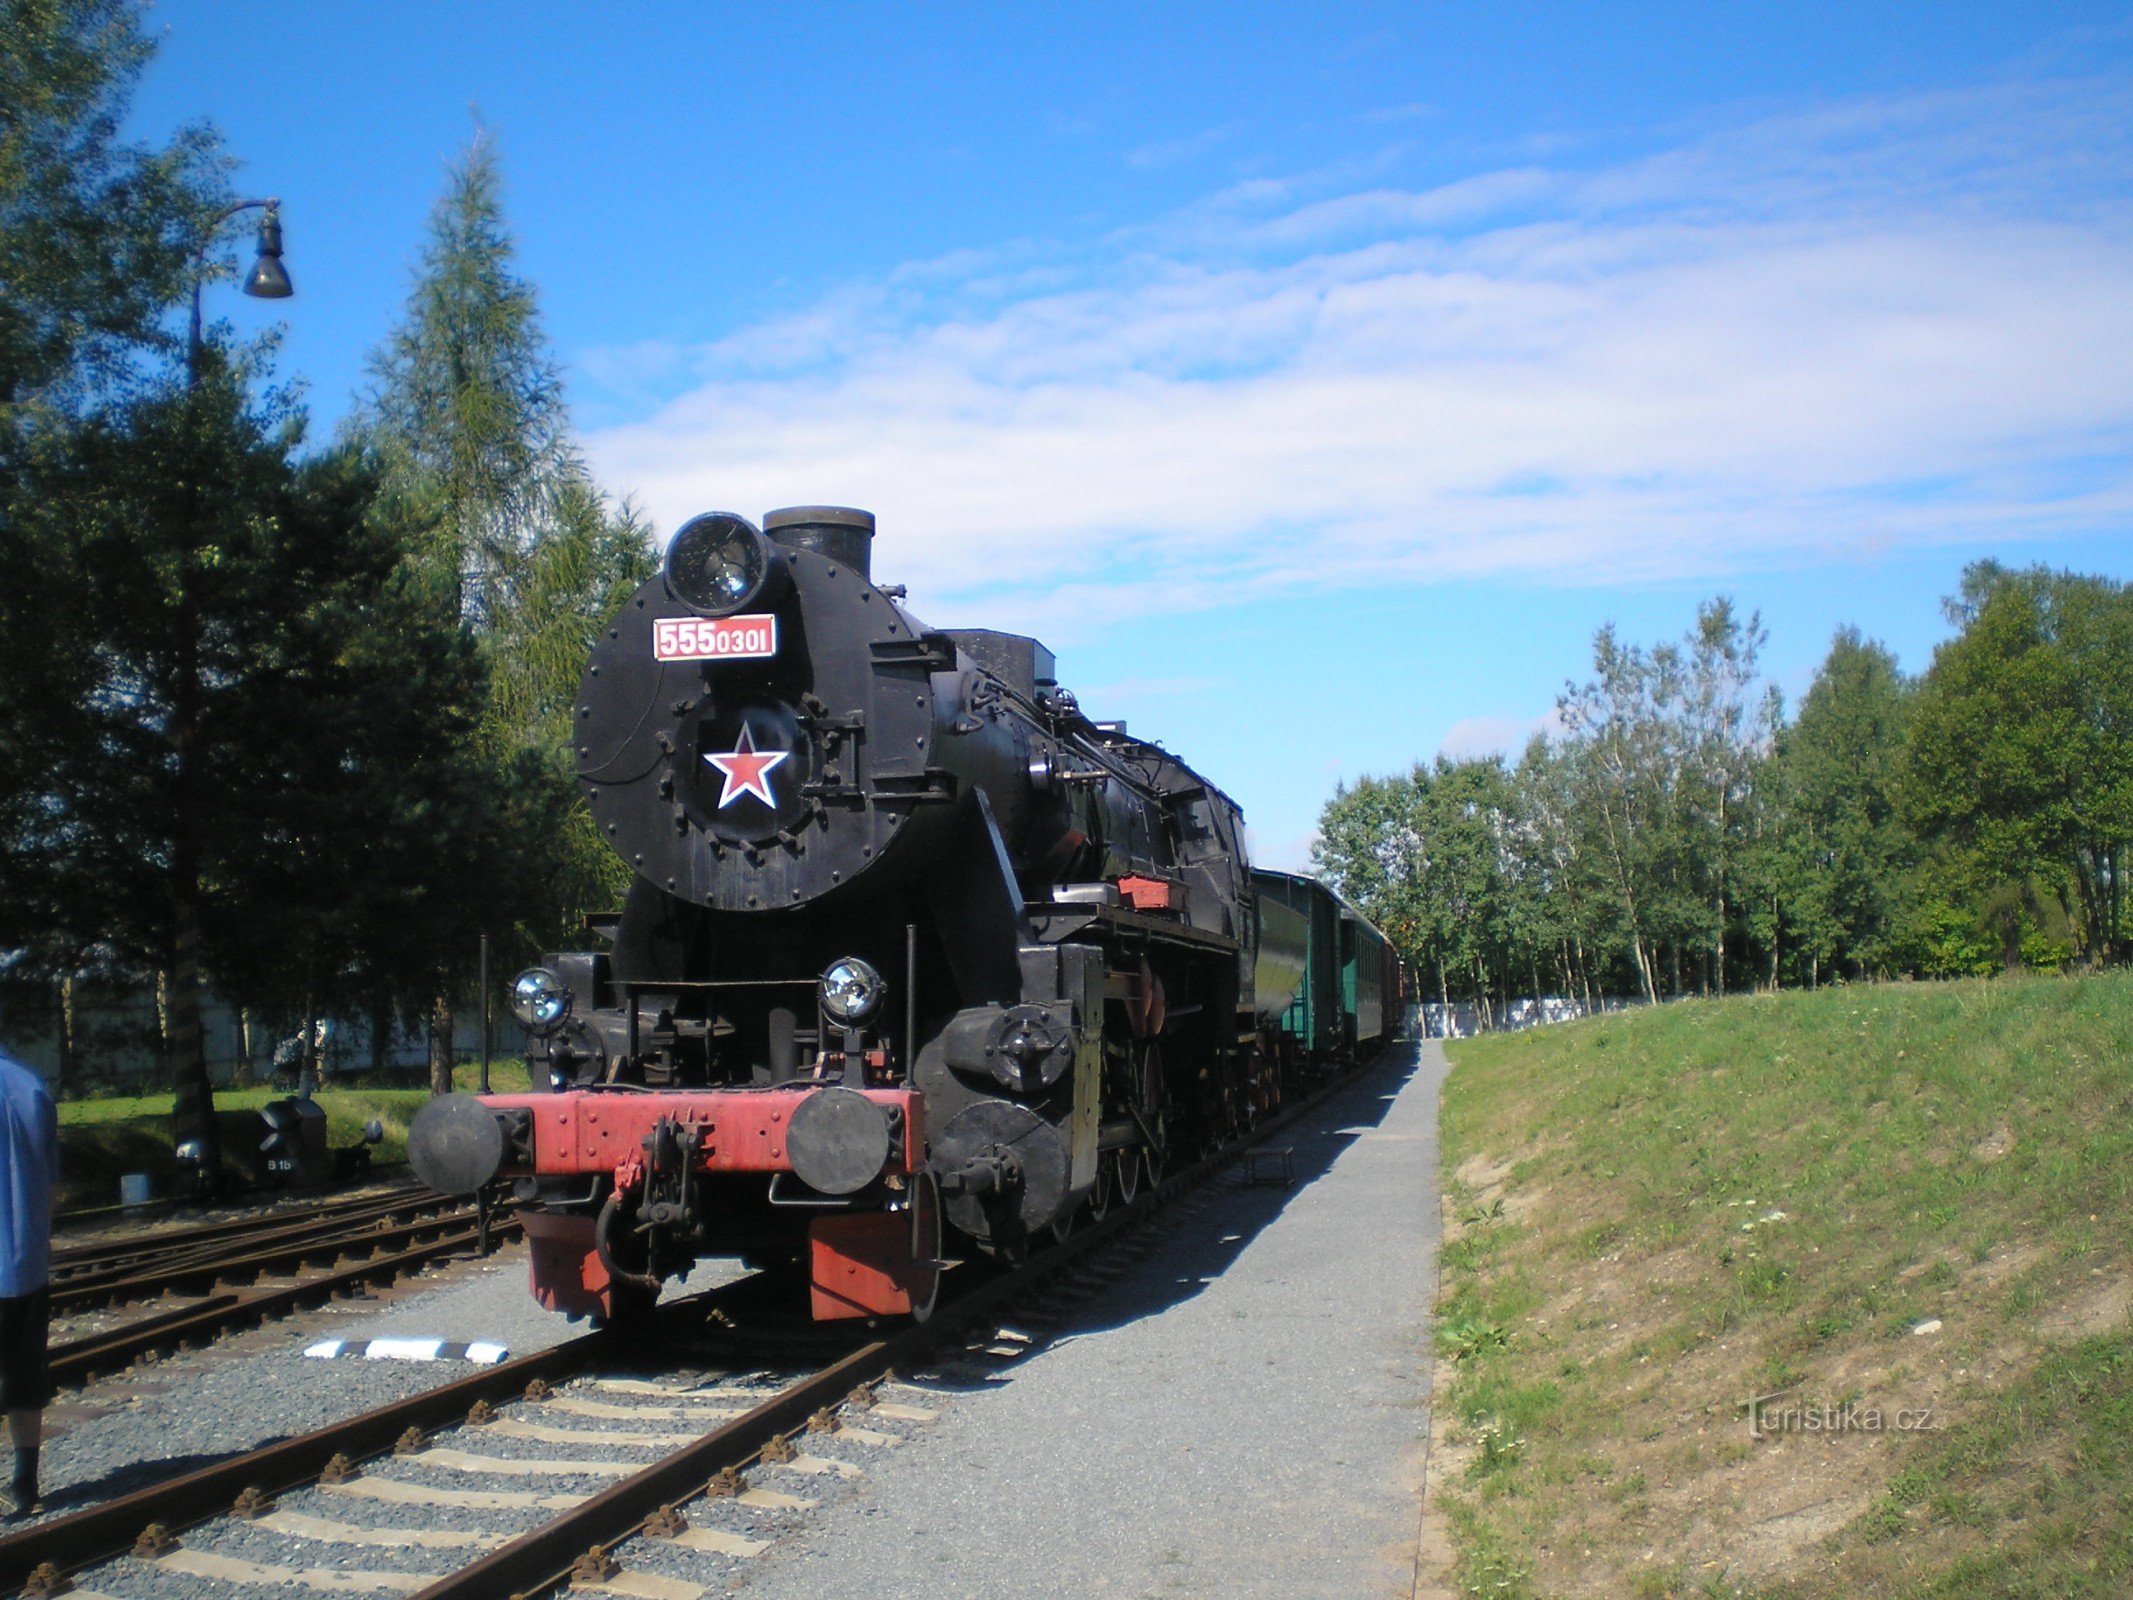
[46,1188,520,1387]
[53,1185,434,1272]
[0,1063,1371,1600]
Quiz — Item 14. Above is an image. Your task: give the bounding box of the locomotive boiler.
[410,506,1309,1323]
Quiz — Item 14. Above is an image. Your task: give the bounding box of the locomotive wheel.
[1142,1111,1168,1191]
[905,1171,943,1325]
[1085,1155,1113,1223]
[1112,1145,1140,1206]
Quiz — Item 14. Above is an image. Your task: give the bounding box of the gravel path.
[729,1040,1448,1600]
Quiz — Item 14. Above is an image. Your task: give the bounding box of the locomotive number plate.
[654,614,779,662]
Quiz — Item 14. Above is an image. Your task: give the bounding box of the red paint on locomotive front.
[518,1209,609,1320]
[480,1084,926,1177]
[808,1211,924,1320]
[491,1083,931,1322]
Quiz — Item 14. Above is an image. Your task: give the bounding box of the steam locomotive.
[409,507,1400,1322]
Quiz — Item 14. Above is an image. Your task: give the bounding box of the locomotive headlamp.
[819,957,885,1027]
[509,967,572,1034]
[666,511,786,616]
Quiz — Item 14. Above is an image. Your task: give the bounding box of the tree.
[1902,565,2133,966]
[0,0,221,987]
[1555,625,1682,1003]
[0,0,218,414]
[1315,756,1521,1024]
[356,130,651,1092]
[1511,734,1616,1009]
[1678,599,1774,995]
[197,445,499,1046]
[1774,629,1914,981]
[362,130,569,631]
[10,343,519,1171]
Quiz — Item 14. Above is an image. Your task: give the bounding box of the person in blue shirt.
[0,1050,57,1520]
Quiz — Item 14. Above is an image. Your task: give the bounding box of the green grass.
[1435,971,2133,1599]
[55,1060,531,1210]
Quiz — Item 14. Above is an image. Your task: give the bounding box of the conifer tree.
[357,130,651,1091]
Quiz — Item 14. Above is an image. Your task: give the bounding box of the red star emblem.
[704,722,789,809]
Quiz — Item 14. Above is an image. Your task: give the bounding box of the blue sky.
[132,2,2133,866]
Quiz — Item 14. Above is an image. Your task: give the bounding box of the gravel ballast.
[29,1224,740,1528]
[27,1047,1444,1600]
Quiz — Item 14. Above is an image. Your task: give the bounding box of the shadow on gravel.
[29,1450,254,1516]
[914,1046,1425,1391]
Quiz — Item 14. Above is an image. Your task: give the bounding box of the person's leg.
[5,1407,37,1504]
[0,1289,47,1513]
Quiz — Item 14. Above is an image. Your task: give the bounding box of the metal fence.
[0,979,520,1095]
[1418,995,1642,1039]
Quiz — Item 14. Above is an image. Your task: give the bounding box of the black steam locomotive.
[409,507,1393,1322]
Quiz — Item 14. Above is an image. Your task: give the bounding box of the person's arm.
[41,1093,59,1202]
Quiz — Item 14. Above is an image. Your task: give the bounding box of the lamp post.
[168,200,292,1199]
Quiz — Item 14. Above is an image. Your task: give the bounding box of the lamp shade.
[243,208,293,299]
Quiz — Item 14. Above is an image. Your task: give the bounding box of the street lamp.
[187,198,292,379]
[169,198,293,1198]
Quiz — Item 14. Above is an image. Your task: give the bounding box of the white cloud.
[1127,122,1244,169]
[582,72,2133,632]
[1438,710,1567,762]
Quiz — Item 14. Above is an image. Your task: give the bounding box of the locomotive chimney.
[764,506,875,579]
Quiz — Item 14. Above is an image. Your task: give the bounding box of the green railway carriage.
[1251,869,1403,1060]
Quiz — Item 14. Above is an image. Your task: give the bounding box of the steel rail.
[52,1186,437,1275]
[0,1329,608,1599]
[0,1268,802,1598]
[52,1205,491,1313]
[47,1215,523,1387]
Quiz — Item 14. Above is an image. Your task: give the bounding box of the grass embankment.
[1434,973,2132,1599]
[55,1060,531,1211]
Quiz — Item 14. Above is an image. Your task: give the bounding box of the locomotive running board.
[1027,903,1240,954]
